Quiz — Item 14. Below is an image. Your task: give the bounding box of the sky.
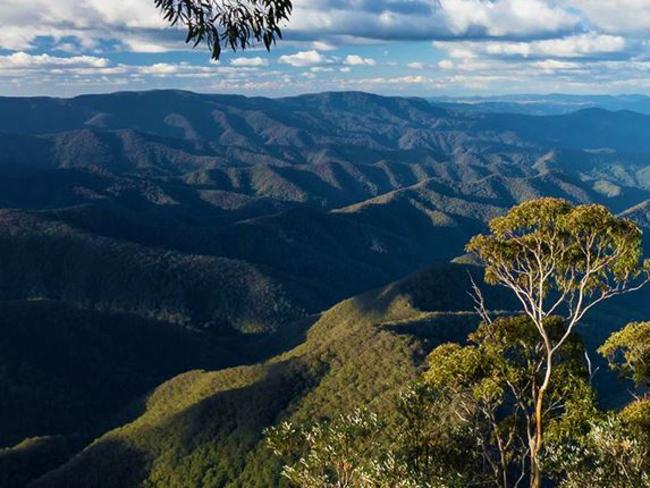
[1,0,650,98]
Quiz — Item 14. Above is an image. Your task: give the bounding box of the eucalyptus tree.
[421,315,595,488]
[544,343,650,488]
[545,413,650,488]
[599,321,650,396]
[266,409,429,488]
[466,197,649,488]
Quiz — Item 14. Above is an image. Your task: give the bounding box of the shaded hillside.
[0,437,82,488]
[0,300,242,448]
[3,91,650,487]
[0,209,303,334]
[0,200,481,323]
[30,264,515,488]
[476,108,650,153]
[28,261,650,488]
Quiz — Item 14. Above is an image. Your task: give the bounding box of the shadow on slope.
[0,436,86,488]
[0,209,304,334]
[0,301,239,448]
[30,264,516,488]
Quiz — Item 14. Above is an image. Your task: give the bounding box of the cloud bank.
[0,0,649,96]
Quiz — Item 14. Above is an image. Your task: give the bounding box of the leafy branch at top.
[154,0,293,60]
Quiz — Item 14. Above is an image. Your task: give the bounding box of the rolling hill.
[26,264,516,488]
[22,263,647,487]
[2,90,650,487]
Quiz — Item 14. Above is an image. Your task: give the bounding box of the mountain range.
[2,90,650,487]
[429,93,650,116]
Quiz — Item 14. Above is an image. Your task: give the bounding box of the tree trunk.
[530,350,553,488]
[529,388,545,488]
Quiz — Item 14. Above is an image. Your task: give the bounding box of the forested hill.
[2,90,650,486]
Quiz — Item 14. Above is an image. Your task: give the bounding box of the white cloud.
[407,62,426,69]
[563,0,650,35]
[279,50,329,67]
[343,54,376,66]
[435,33,627,60]
[533,59,580,71]
[119,36,177,54]
[534,33,626,57]
[347,75,433,86]
[230,56,269,67]
[0,0,165,50]
[138,63,179,75]
[0,51,109,69]
[0,0,647,97]
[442,0,578,37]
[312,41,337,51]
[288,0,580,42]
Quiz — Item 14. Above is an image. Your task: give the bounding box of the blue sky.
[1,0,649,97]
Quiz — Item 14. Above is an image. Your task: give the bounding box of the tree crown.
[599,321,650,389]
[467,198,648,331]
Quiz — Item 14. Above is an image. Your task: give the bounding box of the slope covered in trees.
[2,91,650,486]
[26,264,515,487]
[21,261,650,487]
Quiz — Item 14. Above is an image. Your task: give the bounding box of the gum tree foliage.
[599,321,650,394]
[154,0,293,60]
[420,315,595,488]
[544,413,650,488]
[544,324,650,487]
[393,382,478,487]
[152,0,454,60]
[266,316,597,488]
[466,197,649,488]
[265,409,433,488]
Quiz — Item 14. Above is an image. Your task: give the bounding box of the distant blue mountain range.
[429,93,650,116]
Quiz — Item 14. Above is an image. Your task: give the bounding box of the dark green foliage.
[391,383,479,487]
[0,436,82,488]
[0,210,303,334]
[28,264,501,487]
[467,197,650,487]
[267,409,435,488]
[0,301,238,447]
[417,316,596,487]
[265,315,618,488]
[1,92,650,486]
[544,411,650,488]
[599,321,650,390]
[267,315,647,488]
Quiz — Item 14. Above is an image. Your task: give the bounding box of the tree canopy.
[266,314,650,488]
[467,198,648,332]
[266,199,650,488]
[599,321,650,392]
[422,315,595,488]
[466,197,649,488]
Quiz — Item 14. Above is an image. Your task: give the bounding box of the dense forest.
[0,91,649,487]
[268,198,650,488]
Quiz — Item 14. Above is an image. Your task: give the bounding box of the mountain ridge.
[3,89,650,486]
